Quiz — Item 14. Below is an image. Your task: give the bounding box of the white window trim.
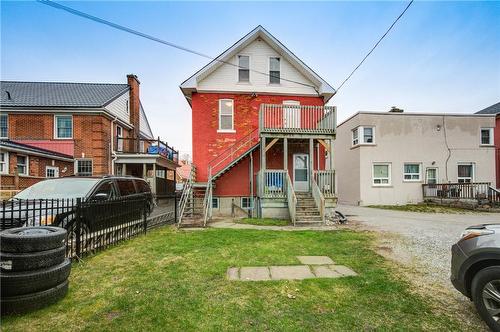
[352,126,375,147]
[17,155,29,176]
[212,197,220,209]
[268,56,281,85]
[403,163,422,182]
[218,99,235,133]
[45,166,59,178]
[0,151,9,174]
[75,158,93,176]
[372,163,391,187]
[457,162,475,183]
[0,113,8,139]
[54,114,73,139]
[425,167,439,184]
[241,197,253,209]
[480,127,494,146]
[236,54,251,84]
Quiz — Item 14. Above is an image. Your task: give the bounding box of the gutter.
[110,116,118,175]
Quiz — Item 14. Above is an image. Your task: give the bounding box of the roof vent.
[4,91,11,100]
[389,106,404,113]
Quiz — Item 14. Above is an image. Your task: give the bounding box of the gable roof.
[0,81,129,108]
[179,25,335,103]
[476,102,500,115]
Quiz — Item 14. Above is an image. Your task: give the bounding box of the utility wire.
[37,0,318,90]
[334,0,414,95]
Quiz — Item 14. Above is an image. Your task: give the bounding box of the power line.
[334,0,414,95]
[37,0,318,90]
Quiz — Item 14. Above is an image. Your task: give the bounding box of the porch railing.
[311,177,325,224]
[422,182,491,200]
[488,186,500,207]
[116,137,179,164]
[259,104,336,135]
[314,170,336,198]
[286,172,297,226]
[258,170,287,198]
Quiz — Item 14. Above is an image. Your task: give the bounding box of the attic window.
[238,55,250,82]
[269,57,280,84]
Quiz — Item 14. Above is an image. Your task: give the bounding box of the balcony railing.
[422,182,491,200]
[259,104,336,135]
[116,137,179,164]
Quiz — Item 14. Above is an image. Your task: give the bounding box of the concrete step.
[295,220,324,227]
[295,215,322,221]
[296,212,321,217]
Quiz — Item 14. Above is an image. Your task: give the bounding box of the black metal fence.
[0,195,176,259]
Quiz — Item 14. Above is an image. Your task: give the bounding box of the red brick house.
[179,26,337,225]
[0,75,178,196]
[477,101,500,188]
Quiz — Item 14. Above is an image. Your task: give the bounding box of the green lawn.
[236,218,290,226]
[368,203,476,214]
[3,227,471,331]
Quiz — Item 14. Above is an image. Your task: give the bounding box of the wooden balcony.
[259,104,336,136]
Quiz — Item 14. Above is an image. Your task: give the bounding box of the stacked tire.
[1,227,71,315]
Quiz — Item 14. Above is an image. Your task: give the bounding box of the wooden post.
[142,163,147,178]
[309,138,314,191]
[283,137,288,171]
[260,136,266,172]
[329,139,334,170]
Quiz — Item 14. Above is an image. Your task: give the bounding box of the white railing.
[488,186,500,207]
[260,170,287,198]
[202,167,213,227]
[178,166,195,227]
[259,104,336,134]
[314,170,336,198]
[286,172,297,226]
[312,177,325,224]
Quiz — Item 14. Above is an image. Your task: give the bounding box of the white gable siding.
[104,92,130,124]
[198,39,318,96]
[139,104,154,139]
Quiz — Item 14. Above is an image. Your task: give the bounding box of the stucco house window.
[403,163,421,181]
[480,128,494,145]
[218,99,234,132]
[76,159,93,176]
[458,163,474,183]
[238,55,250,82]
[373,163,391,186]
[0,114,8,138]
[352,129,359,145]
[17,155,28,175]
[0,152,8,174]
[54,115,73,139]
[352,126,375,146]
[269,57,280,84]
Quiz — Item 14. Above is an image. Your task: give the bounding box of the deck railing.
[286,172,297,226]
[314,170,336,198]
[311,177,325,224]
[422,182,491,200]
[258,170,287,198]
[116,137,179,164]
[259,104,336,135]
[488,186,500,207]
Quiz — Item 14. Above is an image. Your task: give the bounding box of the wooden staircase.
[295,192,323,226]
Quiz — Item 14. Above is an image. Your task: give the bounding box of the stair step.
[295,220,324,226]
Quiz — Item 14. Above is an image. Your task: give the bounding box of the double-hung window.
[458,163,474,183]
[480,128,494,146]
[218,99,234,132]
[0,114,8,138]
[238,55,250,82]
[17,155,28,175]
[0,152,8,174]
[373,163,391,186]
[76,159,92,176]
[55,115,72,139]
[269,57,280,84]
[403,163,421,181]
[46,166,59,178]
[352,126,375,146]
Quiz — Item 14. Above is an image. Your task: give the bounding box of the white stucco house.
[333,110,497,206]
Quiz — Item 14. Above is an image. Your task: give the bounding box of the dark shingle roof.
[0,140,73,160]
[476,102,500,115]
[0,81,129,108]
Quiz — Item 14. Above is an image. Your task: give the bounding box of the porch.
[422,182,500,208]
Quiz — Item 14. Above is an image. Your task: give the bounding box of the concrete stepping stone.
[240,267,270,281]
[269,265,315,280]
[311,265,342,278]
[331,265,357,276]
[227,267,239,280]
[296,256,335,265]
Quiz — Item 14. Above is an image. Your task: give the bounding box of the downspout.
[110,116,118,175]
[442,115,451,182]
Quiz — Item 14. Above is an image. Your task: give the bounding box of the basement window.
[212,197,219,209]
[241,197,253,209]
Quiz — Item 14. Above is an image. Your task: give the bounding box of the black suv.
[0,176,154,231]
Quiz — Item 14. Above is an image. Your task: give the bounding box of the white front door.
[283,100,300,129]
[293,154,309,191]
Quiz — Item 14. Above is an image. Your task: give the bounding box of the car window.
[14,178,100,199]
[135,180,151,193]
[117,180,137,196]
[92,181,116,199]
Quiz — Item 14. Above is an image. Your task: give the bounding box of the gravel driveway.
[338,204,500,330]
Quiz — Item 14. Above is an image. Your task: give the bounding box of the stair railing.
[178,166,195,227]
[286,172,297,226]
[488,186,500,208]
[202,167,213,227]
[312,177,326,224]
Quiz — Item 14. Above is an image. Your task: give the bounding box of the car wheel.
[472,266,500,332]
[0,246,66,272]
[0,227,67,253]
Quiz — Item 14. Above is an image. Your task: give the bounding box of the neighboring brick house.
[0,75,179,195]
[476,102,500,188]
[179,26,337,224]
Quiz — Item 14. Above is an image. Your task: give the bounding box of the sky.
[1,1,499,157]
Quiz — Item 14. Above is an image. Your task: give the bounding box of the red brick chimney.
[127,74,141,144]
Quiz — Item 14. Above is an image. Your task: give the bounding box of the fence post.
[143,196,148,234]
[75,198,82,258]
[174,193,178,224]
